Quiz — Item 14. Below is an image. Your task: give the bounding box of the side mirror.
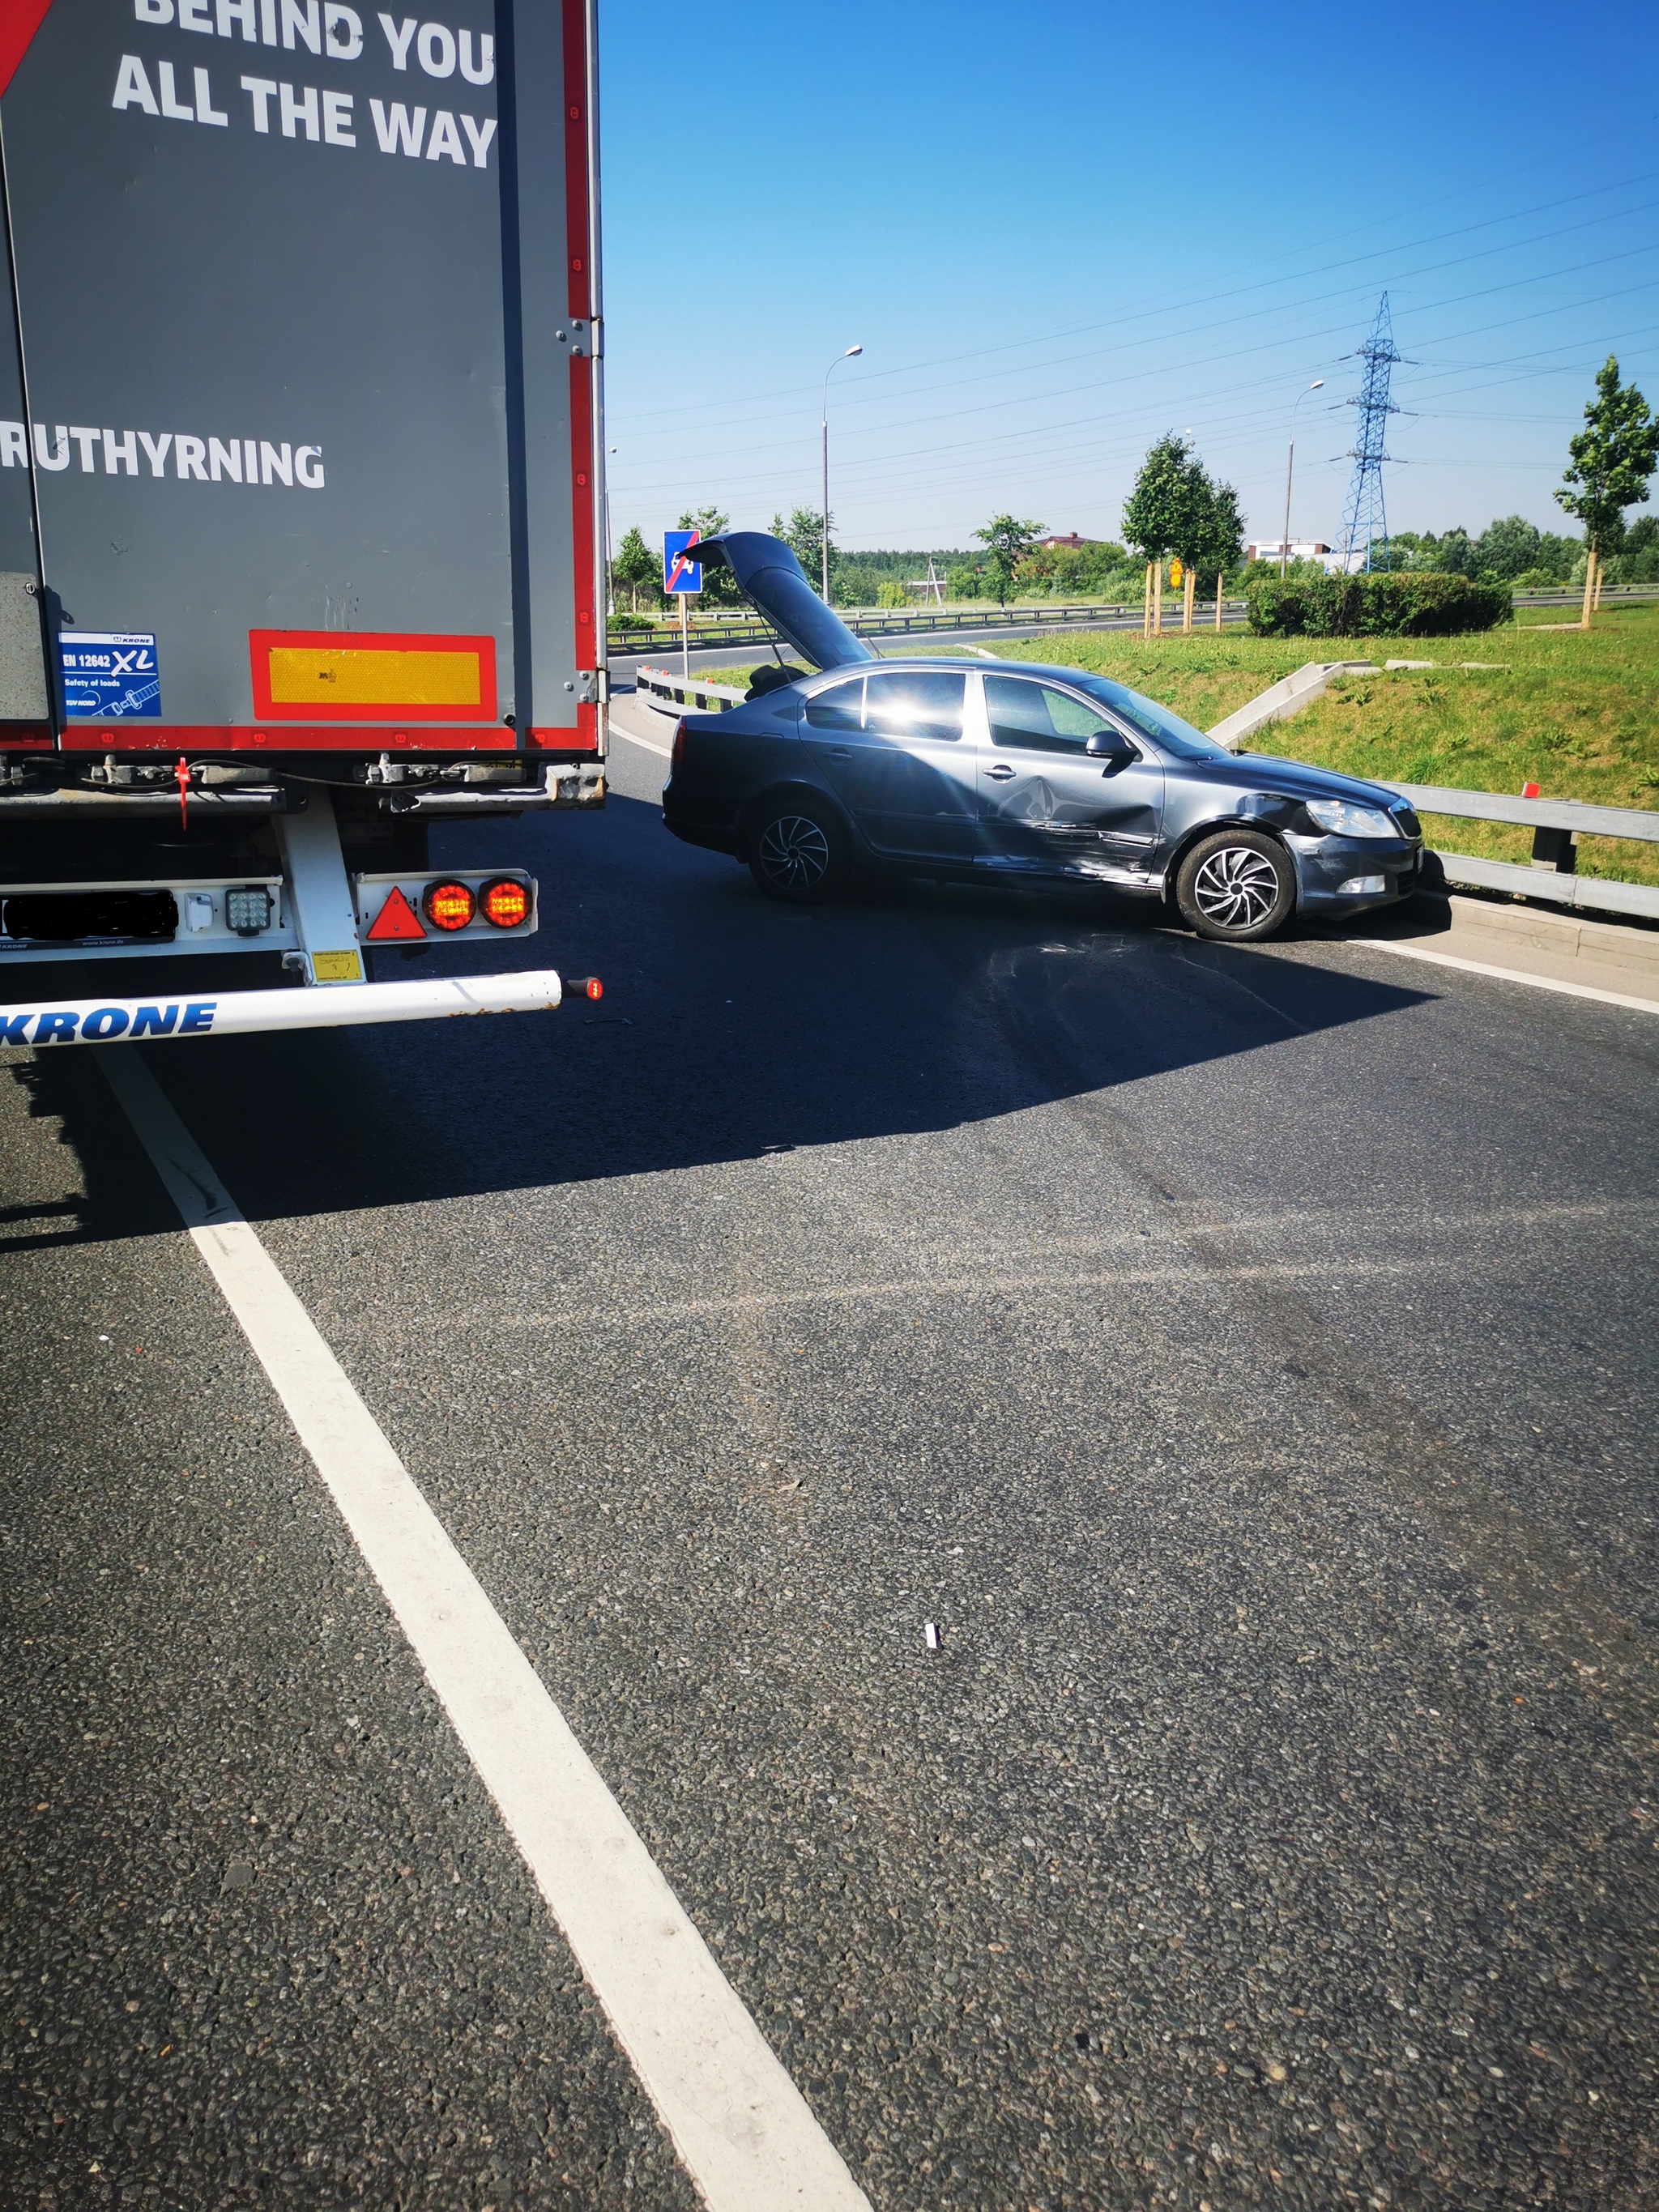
[1085,728,1134,761]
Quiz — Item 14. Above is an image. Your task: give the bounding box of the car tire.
[1175,828,1295,942]
[748,797,849,903]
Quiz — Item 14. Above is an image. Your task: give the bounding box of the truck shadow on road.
[6,792,1432,1239]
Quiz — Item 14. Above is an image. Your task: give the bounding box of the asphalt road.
[4,708,1658,2210]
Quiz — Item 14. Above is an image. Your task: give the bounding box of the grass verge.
[999,603,1659,888]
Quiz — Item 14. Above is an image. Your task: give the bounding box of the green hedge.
[1245,572,1512,637]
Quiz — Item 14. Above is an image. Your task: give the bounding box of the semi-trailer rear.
[0,0,606,1042]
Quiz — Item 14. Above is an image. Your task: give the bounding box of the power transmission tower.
[1339,293,1401,573]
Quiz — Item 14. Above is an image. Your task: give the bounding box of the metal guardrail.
[635,666,746,714]
[1512,583,1659,607]
[611,599,1248,652]
[1388,785,1659,843]
[1381,783,1659,923]
[609,580,1659,650]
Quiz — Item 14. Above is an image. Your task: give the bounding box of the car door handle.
[827,746,851,759]
[987,763,1015,780]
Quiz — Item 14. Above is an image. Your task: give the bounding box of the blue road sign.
[60,631,161,719]
[663,530,702,595]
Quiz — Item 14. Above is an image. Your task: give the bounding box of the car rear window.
[804,677,865,731]
[864,671,967,741]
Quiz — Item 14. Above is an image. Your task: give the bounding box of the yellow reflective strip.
[267,646,482,707]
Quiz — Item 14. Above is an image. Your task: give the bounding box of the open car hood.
[692,531,876,672]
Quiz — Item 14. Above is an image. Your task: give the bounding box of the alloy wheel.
[1190,842,1282,932]
[757,813,832,893]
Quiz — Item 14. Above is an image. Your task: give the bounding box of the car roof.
[810,656,1101,686]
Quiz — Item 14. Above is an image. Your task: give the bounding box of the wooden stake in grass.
[1580,548,1596,632]
[1154,560,1163,637]
[1183,564,1196,633]
[1143,560,1152,640]
[1214,570,1224,631]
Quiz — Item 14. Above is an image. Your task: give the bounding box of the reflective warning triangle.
[365,884,426,942]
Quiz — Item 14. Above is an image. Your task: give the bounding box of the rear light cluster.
[670,717,687,769]
[420,876,531,933]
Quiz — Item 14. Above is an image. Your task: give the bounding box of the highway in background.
[3,717,1657,2210]
[608,605,1244,683]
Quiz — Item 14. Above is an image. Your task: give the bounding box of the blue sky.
[598,2,1658,555]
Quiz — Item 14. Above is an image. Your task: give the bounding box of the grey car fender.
[738,778,856,854]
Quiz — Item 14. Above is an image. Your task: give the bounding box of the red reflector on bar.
[365,885,426,942]
[569,976,602,1000]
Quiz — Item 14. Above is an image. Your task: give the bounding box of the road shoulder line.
[1343,931,1659,1015]
[96,1046,869,2212]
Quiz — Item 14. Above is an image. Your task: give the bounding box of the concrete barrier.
[1207,662,1376,752]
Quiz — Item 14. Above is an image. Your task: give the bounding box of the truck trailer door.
[0,0,603,763]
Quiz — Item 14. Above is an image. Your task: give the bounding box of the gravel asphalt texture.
[2,702,1657,2210]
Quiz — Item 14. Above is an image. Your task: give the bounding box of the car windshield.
[1068,675,1230,760]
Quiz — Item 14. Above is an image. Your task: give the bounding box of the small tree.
[612,524,657,614]
[772,506,833,596]
[1122,434,1190,568]
[1555,356,1658,623]
[1123,435,1206,632]
[973,514,1043,606]
[1192,476,1243,592]
[1126,435,1230,632]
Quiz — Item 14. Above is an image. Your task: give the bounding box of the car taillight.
[671,718,687,769]
[479,876,530,928]
[422,878,475,931]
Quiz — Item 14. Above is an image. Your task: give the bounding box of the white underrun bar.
[0,970,568,1046]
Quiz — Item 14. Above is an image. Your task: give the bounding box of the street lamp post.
[821,344,863,603]
[1280,380,1325,582]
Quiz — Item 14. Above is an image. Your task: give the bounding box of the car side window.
[804,677,865,731]
[984,675,1115,756]
[863,671,967,742]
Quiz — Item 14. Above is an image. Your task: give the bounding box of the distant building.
[1034,532,1087,551]
[1246,539,1333,565]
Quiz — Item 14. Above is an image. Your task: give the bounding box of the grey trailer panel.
[0,0,601,757]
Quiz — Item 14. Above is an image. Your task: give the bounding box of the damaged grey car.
[660,532,1423,942]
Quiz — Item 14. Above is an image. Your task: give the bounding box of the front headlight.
[1305,798,1399,840]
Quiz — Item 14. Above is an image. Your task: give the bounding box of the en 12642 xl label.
[60,632,160,719]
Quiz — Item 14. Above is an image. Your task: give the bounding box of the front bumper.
[1286,832,1422,914]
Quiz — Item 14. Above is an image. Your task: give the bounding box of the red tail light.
[422,878,475,931]
[671,717,687,769]
[479,876,531,928]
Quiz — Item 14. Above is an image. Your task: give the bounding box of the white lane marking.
[1345,933,1659,1016]
[614,722,672,760]
[98,1048,869,2212]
